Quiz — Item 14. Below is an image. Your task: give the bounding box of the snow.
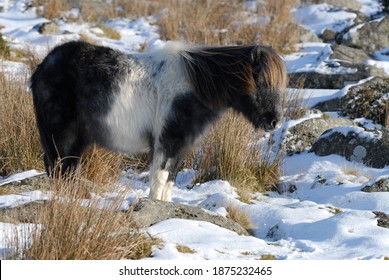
[1,0,389,260]
[293,4,357,35]
[0,170,45,186]
[284,43,358,75]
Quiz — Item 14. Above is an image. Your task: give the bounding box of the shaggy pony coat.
[31,41,286,201]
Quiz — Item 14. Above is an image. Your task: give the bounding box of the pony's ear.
[250,46,261,65]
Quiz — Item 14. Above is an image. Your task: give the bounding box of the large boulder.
[312,126,389,168]
[342,16,389,54]
[288,62,378,89]
[130,198,249,235]
[284,115,355,154]
[314,76,389,118]
[362,176,389,192]
[292,22,321,43]
[341,77,389,126]
[330,44,371,64]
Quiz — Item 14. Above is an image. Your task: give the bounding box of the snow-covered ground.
[1,0,388,260]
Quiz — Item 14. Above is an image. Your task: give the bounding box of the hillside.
[0,0,388,260]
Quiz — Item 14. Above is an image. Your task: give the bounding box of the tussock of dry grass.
[226,204,255,235]
[34,0,299,51]
[193,111,284,202]
[0,70,44,176]
[4,168,154,260]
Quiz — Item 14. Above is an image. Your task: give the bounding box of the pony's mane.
[180,45,287,109]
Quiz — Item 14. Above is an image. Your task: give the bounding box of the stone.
[284,115,355,155]
[37,21,59,35]
[341,77,389,126]
[342,16,389,54]
[322,29,336,42]
[312,127,389,168]
[373,211,389,229]
[330,44,371,64]
[362,177,389,192]
[130,198,249,235]
[292,22,321,43]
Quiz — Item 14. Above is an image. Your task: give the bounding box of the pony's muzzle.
[264,119,281,132]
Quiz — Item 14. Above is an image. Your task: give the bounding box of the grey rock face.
[130,198,249,236]
[289,61,387,89]
[312,127,389,168]
[285,116,355,154]
[373,211,389,229]
[362,177,389,192]
[342,16,389,54]
[37,21,59,35]
[341,77,389,126]
[330,44,371,64]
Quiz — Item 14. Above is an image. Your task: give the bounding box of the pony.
[31,40,287,202]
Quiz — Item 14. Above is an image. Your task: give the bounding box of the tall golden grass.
[34,0,299,50]
[0,70,43,176]
[193,111,284,203]
[4,168,154,260]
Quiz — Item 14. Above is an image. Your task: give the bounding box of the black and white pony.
[31,40,287,201]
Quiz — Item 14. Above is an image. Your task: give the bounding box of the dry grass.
[79,145,124,187]
[33,0,299,51]
[3,168,155,260]
[284,77,309,121]
[226,204,255,235]
[94,24,121,40]
[0,70,44,176]
[193,111,284,202]
[158,0,299,49]
[176,244,196,254]
[255,0,300,52]
[34,0,65,19]
[259,254,277,260]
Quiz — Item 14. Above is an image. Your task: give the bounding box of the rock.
[312,126,389,168]
[37,21,59,35]
[373,211,389,229]
[130,198,249,236]
[322,29,336,42]
[314,76,389,112]
[284,115,355,154]
[342,16,389,54]
[330,44,371,64]
[288,63,365,89]
[341,77,389,126]
[362,177,389,192]
[293,23,321,43]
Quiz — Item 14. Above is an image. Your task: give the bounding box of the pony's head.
[234,46,287,131]
[182,45,287,132]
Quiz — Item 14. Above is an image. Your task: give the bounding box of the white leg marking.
[161,181,174,202]
[149,169,169,200]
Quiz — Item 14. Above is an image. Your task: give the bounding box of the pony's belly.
[104,123,151,154]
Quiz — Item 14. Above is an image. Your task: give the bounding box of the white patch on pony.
[161,181,174,202]
[104,61,154,154]
[105,42,193,154]
[149,170,169,200]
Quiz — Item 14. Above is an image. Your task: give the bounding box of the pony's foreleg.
[149,154,168,201]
